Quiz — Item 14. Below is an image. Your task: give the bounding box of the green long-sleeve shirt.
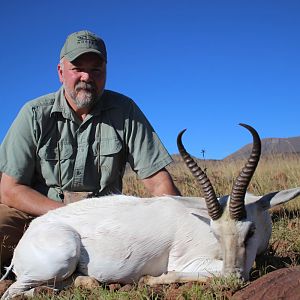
[0,88,172,201]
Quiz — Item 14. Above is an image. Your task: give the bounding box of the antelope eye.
[244,226,256,246]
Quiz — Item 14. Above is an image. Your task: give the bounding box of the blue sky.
[1,0,299,159]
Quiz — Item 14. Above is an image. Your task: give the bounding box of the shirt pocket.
[38,142,74,186]
[92,137,124,178]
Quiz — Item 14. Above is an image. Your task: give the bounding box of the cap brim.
[64,49,106,62]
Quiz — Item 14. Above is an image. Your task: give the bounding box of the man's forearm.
[1,174,64,216]
[142,169,181,196]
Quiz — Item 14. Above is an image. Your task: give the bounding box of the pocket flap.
[39,143,73,160]
[93,138,122,156]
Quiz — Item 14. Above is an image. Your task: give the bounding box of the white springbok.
[1,124,300,299]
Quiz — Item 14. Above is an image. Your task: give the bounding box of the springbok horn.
[177,129,223,220]
[229,123,261,220]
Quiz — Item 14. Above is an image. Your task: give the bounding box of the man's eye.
[91,69,103,76]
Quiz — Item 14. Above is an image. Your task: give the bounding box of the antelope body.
[1,124,300,299]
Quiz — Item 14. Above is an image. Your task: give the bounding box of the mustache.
[75,82,95,92]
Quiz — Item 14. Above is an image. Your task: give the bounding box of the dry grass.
[124,153,300,200]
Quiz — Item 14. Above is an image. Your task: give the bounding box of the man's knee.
[0,204,33,267]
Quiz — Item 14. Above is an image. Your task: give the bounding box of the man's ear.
[57,63,64,83]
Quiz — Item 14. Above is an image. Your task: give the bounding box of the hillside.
[224,136,300,160]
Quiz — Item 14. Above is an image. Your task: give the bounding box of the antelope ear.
[257,187,300,210]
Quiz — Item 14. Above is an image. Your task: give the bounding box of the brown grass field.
[1,154,300,299]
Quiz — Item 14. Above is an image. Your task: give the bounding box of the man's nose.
[80,71,92,82]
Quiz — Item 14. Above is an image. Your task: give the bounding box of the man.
[0,30,180,267]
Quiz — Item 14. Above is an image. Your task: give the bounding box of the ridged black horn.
[177,129,223,220]
[229,123,261,220]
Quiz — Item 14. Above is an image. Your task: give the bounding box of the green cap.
[60,30,107,62]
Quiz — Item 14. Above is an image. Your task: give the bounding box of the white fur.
[1,188,300,299]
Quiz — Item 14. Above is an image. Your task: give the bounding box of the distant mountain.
[224,136,300,160]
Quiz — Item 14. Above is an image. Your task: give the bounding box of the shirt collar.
[51,86,73,119]
[51,87,116,121]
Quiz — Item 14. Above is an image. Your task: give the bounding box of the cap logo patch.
[77,35,98,46]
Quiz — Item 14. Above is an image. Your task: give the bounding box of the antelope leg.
[139,271,211,286]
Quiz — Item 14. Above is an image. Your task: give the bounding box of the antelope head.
[177,123,263,280]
